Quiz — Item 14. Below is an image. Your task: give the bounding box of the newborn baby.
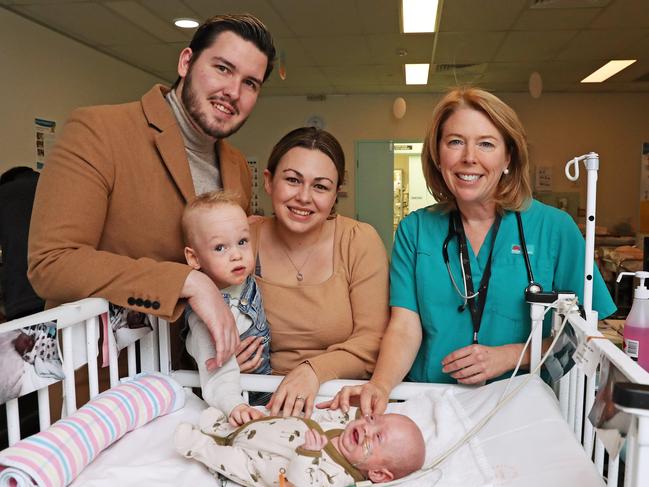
[175,407,425,486]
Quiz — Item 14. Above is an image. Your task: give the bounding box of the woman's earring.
[503,168,510,175]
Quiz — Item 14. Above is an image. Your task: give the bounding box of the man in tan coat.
[28,15,276,376]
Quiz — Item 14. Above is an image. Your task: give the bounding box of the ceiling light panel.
[581,60,636,83]
[402,0,438,33]
[405,63,430,84]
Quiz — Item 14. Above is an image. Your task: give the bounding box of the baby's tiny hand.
[301,428,328,451]
[229,404,265,426]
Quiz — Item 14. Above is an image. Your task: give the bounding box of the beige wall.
[0,8,161,173]
[231,91,649,231]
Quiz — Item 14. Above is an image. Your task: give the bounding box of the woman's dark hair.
[172,14,276,88]
[267,127,345,189]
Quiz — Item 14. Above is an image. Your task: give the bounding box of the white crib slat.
[607,453,619,487]
[140,320,158,372]
[6,398,20,446]
[62,326,77,417]
[575,372,585,440]
[568,368,578,433]
[583,374,596,458]
[86,316,99,399]
[633,416,649,487]
[624,418,638,487]
[107,320,119,387]
[127,344,137,377]
[158,318,171,375]
[594,437,605,476]
[559,373,570,421]
[37,387,50,431]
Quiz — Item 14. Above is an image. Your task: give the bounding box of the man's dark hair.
[172,13,276,89]
[0,166,35,186]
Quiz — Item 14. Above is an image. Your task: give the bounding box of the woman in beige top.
[240,127,389,418]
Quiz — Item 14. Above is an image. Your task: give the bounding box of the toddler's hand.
[301,428,328,451]
[229,404,265,426]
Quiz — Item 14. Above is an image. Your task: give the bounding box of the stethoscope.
[442,211,543,335]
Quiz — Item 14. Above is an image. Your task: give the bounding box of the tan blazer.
[28,85,251,321]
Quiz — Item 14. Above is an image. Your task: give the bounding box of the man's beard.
[181,67,248,139]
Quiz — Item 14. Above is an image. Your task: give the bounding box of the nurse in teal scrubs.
[322,87,615,415]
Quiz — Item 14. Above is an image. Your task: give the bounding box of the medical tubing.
[364,300,576,487]
[500,299,564,401]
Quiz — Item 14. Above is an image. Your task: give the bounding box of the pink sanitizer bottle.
[617,271,649,371]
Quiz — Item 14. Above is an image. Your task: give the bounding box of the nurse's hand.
[441,343,522,384]
[316,381,390,416]
[267,363,319,418]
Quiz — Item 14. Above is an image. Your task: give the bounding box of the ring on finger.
[295,395,305,401]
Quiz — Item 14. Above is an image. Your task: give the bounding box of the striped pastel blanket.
[0,372,185,487]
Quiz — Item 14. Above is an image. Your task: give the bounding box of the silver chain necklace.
[277,223,324,282]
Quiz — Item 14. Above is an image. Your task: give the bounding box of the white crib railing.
[3,297,649,487]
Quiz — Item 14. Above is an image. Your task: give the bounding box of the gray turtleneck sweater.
[165,89,222,196]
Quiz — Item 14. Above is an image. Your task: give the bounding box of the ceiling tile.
[273,37,314,68]
[300,36,372,66]
[105,1,189,43]
[591,0,649,29]
[321,65,383,85]
[267,0,360,36]
[356,0,400,34]
[139,0,201,23]
[433,31,506,64]
[513,7,602,31]
[494,30,577,62]
[104,42,181,72]
[556,29,647,61]
[366,33,434,65]
[184,0,295,37]
[262,66,331,89]
[15,2,160,46]
[439,0,528,32]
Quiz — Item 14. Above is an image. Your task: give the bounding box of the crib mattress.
[71,376,604,487]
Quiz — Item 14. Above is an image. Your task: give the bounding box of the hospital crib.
[1,296,649,487]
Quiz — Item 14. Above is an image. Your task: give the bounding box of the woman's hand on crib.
[317,381,389,416]
[441,343,521,384]
[301,429,328,452]
[267,363,319,418]
[229,403,265,426]
[181,270,240,369]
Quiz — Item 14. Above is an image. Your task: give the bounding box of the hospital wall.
[231,92,649,232]
[0,8,161,173]
[2,7,648,232]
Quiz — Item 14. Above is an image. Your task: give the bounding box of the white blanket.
[384,388,494,487]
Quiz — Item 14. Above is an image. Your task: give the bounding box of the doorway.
[355,140,435,253]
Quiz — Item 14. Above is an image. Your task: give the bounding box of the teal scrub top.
[390,199,616,384]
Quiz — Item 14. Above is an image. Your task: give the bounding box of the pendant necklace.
[278,222,324,282]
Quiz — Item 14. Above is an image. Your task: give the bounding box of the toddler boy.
[182,191,271,426]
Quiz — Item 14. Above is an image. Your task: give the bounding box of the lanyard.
[452,211,502,344]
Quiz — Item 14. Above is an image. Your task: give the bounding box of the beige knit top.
[251,215,389,382]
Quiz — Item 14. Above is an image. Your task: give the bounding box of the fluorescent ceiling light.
[405,63,430,85]
[402,0,439,33]
[581,60,636,83]
[174,18,199,29]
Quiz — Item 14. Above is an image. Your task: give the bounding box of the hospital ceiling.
[2,0,649,95]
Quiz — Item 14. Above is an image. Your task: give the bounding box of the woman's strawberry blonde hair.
[422,87,532,212]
